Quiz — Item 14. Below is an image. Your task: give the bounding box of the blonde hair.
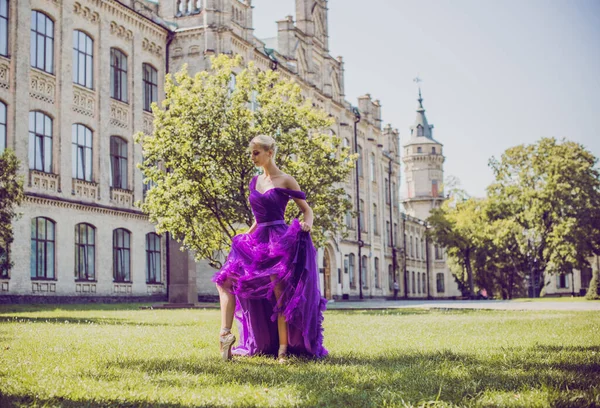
[249,134,277,155]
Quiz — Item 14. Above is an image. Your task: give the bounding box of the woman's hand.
[300,221,312,232]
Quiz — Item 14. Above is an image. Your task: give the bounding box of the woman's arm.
[246,220,257,234]
[286,176,313,232]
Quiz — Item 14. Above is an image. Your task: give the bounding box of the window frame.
[146,233,161,284]
[110,48,128,103]
[109,136,128,189]
[74,223,95,281]
[143,63,158,112]
[28,111,53,173]
[0,100,6,153]
[113,228,131,283]
[436,272,445,293]
[73,30,93,89]
[72,124,93,182]
[30,10,54,74]
[30,217,56,280]
[0,0,8,57]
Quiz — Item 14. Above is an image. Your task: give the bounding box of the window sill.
[31,277,57,281]
[75,279,97,283]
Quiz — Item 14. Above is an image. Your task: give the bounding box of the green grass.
[511,297,599,302]
[0,304,599,407]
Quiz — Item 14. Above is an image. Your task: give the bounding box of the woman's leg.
[216,282,236,360]
[271,276,288,361]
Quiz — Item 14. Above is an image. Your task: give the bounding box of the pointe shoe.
[219,332,236,361]
[277,345,288,364]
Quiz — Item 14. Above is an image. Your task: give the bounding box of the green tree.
[0,149,25,274]
[427,197,488,298]
[135,55,355,267]
[488,138,600,297]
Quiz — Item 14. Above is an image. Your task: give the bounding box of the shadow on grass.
[0,393,193,408]
[0,303,156,314]
[87,345,600,407]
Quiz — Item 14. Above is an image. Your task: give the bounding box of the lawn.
[0,304,599,407]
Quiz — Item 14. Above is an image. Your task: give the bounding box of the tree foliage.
[428,138,600,299]
[135,55,355,267]
[0,149,25,273]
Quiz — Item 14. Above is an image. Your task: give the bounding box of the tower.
[401,89,445,220]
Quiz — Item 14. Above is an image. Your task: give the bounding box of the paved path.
[325,299,600,311]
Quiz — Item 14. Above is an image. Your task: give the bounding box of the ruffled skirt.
[213,219,328,358]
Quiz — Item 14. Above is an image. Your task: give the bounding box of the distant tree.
[488,138,600,297]
[135,55,355,267]
[0,149,25,274]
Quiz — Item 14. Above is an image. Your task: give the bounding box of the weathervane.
[413,76,423,106]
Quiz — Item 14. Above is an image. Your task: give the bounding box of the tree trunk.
[586,255,600,300]
[465,248,475,299]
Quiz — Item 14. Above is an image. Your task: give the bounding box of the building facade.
[1,0,461,301]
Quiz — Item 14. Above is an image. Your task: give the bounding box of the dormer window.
[417,125,424,136]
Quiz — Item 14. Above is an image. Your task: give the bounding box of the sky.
[251,0,600,197]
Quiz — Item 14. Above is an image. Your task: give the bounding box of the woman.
[213,135,328,362]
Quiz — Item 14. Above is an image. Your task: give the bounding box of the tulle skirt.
[213,219,328,358]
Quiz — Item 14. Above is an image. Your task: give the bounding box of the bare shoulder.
[282,174,301,191]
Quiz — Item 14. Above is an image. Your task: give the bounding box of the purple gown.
[212,176,328,358]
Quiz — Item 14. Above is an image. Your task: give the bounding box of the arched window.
[372,203,378,235]
[370,153,375,181]
[348,253,355,288]
[0,0,8,57]
[110,136,128,189]
[143,63,158,112]
[31,217,55,279]
[361,255,368,289]
[384,177,389,204]
[113,228,131,282]
[410,236,414,258]
[74,223,95,281]
[29,111,52,173]
[110,48,128,102]
[73,30,93,88]
[392,181,397,207]
[374,257,380,288]
[416,237,420,259]
[0,100,6,153]
[432,146,436,154]
[72,124,93,181]
[31,11,54,74]
[417,146,422,154]
[146,233,161,283]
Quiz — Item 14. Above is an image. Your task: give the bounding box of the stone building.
[0,0,460,301]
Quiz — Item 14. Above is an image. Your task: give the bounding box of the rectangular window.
[436,273,445,293]
[113,229,131,282]
[146,233,161,283]
[557,274,570,289]
[0,101,6,153]
[30,217,55,279]
[0,0,8,57]
[74,223,95,281]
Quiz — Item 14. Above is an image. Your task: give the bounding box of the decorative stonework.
[1,281,8,292]
[0,60,10,90]
[147,284,165,294]
[72,179,100,200]
[73,2,100,24]
[110,100,130,128]
[110,21,134,40]
[171,47,183,59]
[76,283,97,293]
[32,282,56,293]
[73,86,96,117]
[143,112,154,135]
[114,283,132,294]
[30,170,60,193]
[25,194,148,221]
[142,38,163,57]
[111,187,133,207]
[30,70,56,104]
